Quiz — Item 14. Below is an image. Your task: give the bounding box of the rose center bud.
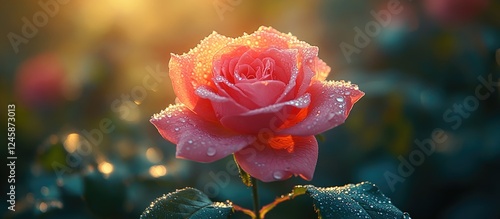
[212,48,292,110]
[233,57,274,82]
[268,135,295,152]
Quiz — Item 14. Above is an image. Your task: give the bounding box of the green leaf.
[140,187,233,219]
[296,182,411,219]
[234,155,253,187]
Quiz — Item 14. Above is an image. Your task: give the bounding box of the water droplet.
[273,171,284,180]
[345,91,351,95]
[336,97,344,102]
[207,147,216,156]
[327,112,336,120]
[179,118,186,123]
[188,140,193,144]
[174,127,180,132]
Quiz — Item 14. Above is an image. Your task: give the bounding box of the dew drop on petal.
[174,127,180,132]
[336,97,344,102]
[273,171,284,180]
[207,147,216,157]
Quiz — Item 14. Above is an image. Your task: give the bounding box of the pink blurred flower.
[151,27,364,182]
[424,0,489,25]
[15,53,65,109]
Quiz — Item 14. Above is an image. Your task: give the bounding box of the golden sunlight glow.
[149,165,167,178]
[98,161,114,175]
[63,133,81,153]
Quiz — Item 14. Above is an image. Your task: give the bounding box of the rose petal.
[295,56,315,96]
[214,46,250,84]
[219,93,310,134]
[235,27,314,53]
[236,80,286,107]
[293,46,320,97]
[277,80,364,136]
[169,32,233,121]
[196,85,250,118]
[238,27,320,97]
[213,75,257,110]
[262,48,300,103]
[312,57,331,81]
[150,104,255,163]
[212,48,300,111]
[234,135,318,182]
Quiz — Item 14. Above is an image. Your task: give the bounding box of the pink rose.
[15,53,65,109]
[151,27,364,182]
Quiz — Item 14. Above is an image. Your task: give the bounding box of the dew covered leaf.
[140,187,233,219]
[295,182,410,219]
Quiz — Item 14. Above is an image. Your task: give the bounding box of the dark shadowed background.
[1,0,500,218]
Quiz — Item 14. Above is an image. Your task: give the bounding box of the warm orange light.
[279,107,309,129]
[268,135,295,152]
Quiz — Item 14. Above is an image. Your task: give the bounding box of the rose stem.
[251,177,260,219]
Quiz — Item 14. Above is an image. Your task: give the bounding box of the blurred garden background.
[1,0,500,218]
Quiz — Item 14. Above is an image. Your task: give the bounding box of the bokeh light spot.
[63,133,81,153]
[149,165,167,178]
[98,161,114,175]
[146,147,163,163]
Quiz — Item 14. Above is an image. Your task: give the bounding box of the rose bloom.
[151,27,363,182]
